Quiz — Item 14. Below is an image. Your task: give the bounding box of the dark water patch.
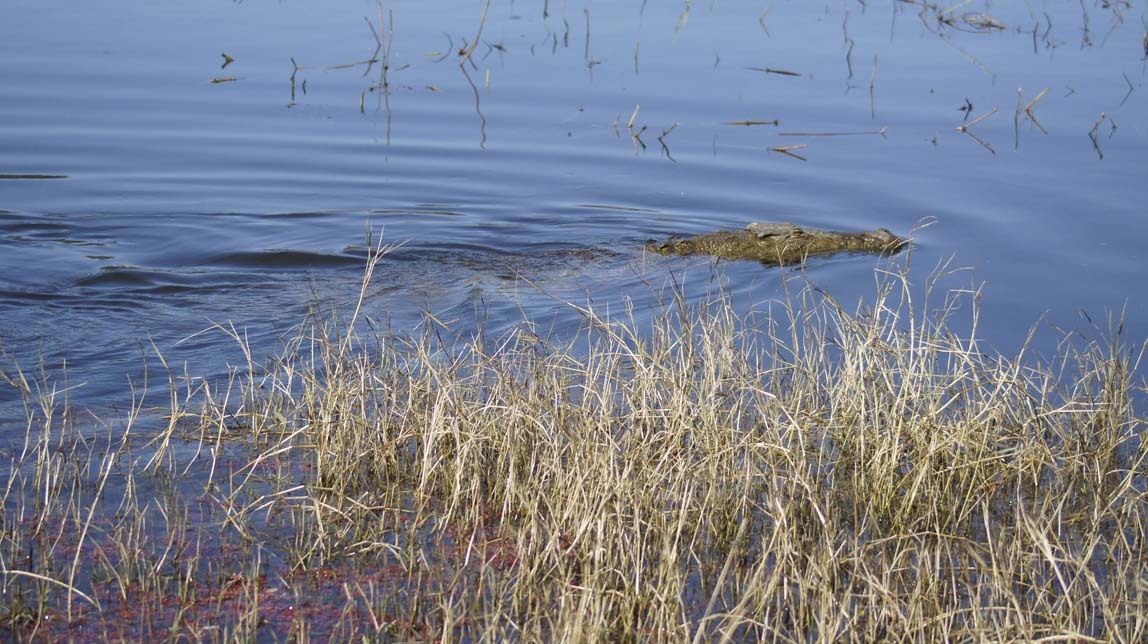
[385,242,523,261]
[266,210,350,219]
[74,266,163,288]
[0,174,67,179]
[577,203,661,213]
[0,221,70,235]
[0,289,70,303]
[370,208,467,217]
[15,236,109,247]
[202,249,366,270]
[0,296,141,316]
[70,265,280,297]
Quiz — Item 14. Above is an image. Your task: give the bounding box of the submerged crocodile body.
[648,221,906,265]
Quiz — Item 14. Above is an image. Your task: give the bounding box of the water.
[2,0,1146,424]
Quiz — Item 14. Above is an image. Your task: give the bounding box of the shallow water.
[1,0,1146,425]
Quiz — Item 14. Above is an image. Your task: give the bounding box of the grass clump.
[1,250,1146,641]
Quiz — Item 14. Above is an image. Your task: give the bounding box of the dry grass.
[1,246,1145,641]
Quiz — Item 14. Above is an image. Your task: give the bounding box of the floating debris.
[723,119,779,126]
[746,66,801,76]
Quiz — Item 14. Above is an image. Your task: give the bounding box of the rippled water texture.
[1,0,1146,422]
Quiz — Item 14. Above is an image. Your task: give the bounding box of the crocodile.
[648,221,906,265]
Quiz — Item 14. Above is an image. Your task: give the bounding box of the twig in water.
[956,107,998,131]
[844,38,855,80]
[584,8,591,61]
[1024,87,1048,114]
[723,120,778,126]
[630,125,647,153]
[364,14,382,47]
[1014,88,1023,148]
[460,65,487,148]
[457,0,492,67]
[627,104,640,130]
[747,66,801,76]
[1024,88,1048,133]
[937,33,996,78]
[771,143,807,161]
[959,97,974,120]
[289,57,299,102]
[658,123,678,161]
[1079,0,1091,47]
[961,14,1006,31]
[375,2,395,143]
[1088,114,1105,160]
[779,127,887,137]
[960,129,996,155]
[675,1,691,33]
[1120,73,1135,107]
[434,33,454,63]
[1088,112,1106,138]
[869,54,878,118]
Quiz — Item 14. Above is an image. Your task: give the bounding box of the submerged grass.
[1,247,1146,641]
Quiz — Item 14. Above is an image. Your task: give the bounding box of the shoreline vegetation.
[1,246,1145,641]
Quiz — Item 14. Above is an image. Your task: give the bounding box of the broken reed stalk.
[584,8,591,61]
[956,106,998,131]
[869,54,877,117]
[1090,112,1107,138]
[771,143,808,160]
[779,127,887,137]
[1025,87,1049,114]
[457,0,492,66]
[747,66,801,76]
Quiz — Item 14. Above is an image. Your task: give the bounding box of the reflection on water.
[0,0,1145,423]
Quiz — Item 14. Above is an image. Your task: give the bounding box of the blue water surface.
[1,0,1146,425]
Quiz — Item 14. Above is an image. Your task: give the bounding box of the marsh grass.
[1,247,1146,641]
